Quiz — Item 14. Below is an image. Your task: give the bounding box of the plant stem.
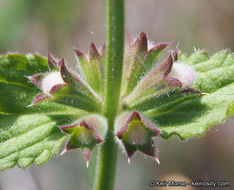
[104,0,125,119]
[94,0,124,189]
[94,120,119,190]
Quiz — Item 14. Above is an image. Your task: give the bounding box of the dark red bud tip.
[89,42,100,58]
[27,73,45,88]
[79,120,91,129]
[139,32,147,40]
[172,47,179,62]
[160,54,174,77]
[48,53,59,70]
[58,58,65,69]
[73,48,85,57]
[130,110,141,120]
[148,42,170,53]
[136,32,148,50]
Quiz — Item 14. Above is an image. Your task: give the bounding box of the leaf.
[136,50,234,140]
[0,114,66,170]
[0,54,87,170]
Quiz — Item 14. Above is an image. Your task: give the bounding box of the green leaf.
[0,114,76,170]
[227,101,234,116]
[139,50,234,140]
[0,54,87,170]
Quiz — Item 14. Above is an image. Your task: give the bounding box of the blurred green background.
[0,0,234,189]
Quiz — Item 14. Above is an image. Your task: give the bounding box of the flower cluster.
[27,32,201,166]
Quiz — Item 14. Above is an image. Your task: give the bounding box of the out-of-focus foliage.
[0,0,84,51]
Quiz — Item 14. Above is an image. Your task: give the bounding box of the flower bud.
[114,111,161,163]
[60,114,107,167]
[41,72,65,94]
[168,62,196,88]
[27,55,67,107]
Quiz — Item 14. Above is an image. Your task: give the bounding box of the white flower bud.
[41,72,65,94]
[168,62,196,87]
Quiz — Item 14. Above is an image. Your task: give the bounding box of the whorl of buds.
[122,32,202,108]
[26,31,203,167]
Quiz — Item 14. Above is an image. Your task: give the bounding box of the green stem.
[104,0,125,119]
[94,120,119,190]
[94,0,124,190]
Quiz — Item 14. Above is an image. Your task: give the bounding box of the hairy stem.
[94,0,125,189]
[94,120,119,190]
[104,0,125,118]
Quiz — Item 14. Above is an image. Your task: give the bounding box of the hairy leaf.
[0,114,68,170]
